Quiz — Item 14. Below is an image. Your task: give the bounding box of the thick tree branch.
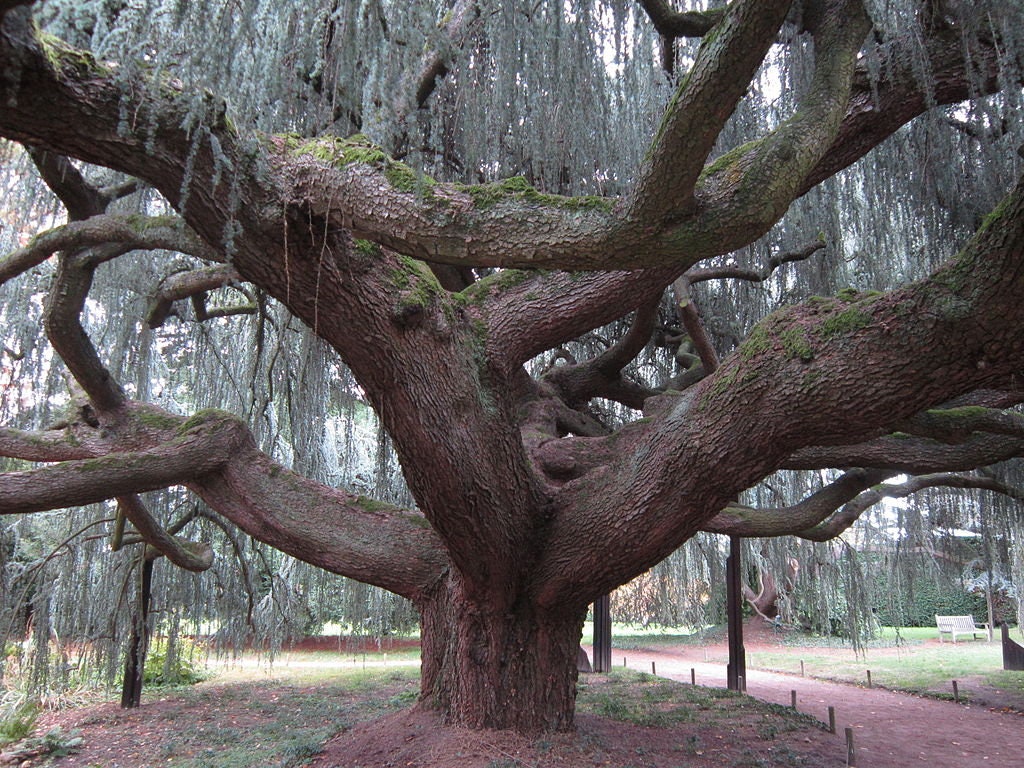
[536,170,1024,607]
[786,432,1024,473]
[146,264,245,328]
[115,494,213,572]
[0,425,95,461]
[628,0,794,225]
[897,406,1024,443]
[0,404,449,599]
[635,0,727,39]
[0,411,248,513]
[702,468,895,536]
[0,10,1009,276]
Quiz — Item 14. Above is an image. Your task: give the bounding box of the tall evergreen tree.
[1,0,1024,731]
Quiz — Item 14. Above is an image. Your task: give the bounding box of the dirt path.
[614,646,1024,767]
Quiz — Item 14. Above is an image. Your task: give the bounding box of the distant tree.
[2,0,1024,733]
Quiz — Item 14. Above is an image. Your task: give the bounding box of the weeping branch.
[394,0,482,120]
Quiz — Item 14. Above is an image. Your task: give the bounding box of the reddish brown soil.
[22,624,1024,768]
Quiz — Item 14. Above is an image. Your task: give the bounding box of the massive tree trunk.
[418,574,587,732]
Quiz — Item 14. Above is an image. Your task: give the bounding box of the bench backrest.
[936,615,976,630]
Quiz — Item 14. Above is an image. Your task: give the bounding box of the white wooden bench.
[936,615,988,643]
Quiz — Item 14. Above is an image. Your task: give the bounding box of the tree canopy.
[1,0,1024,733]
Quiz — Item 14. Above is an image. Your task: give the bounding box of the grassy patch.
[578,669,824,735]
[151,667,419,767]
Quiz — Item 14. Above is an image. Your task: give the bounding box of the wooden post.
[593,594,612,673]
[952,680,959,703]
[790,690,797,708]
[120,556,154,709]
[1001,622,1024,670]
[690,668,696,685]
[726,535,746,692]
[800,660,805,676]
[651,661,656,675]
[866,670,872,688]
[846,727,856,766]
[828,706,836,734]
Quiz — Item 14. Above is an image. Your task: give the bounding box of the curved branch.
[702,468,894,536]
[147,264,244,328]
[800,472,1024,541]
[636,0,727,39]
[541,298,661,409]
[0,213,220,286]
[115,494,213,572]
[686,239,827,285]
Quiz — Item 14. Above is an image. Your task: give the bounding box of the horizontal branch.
[147,264,244,328]
[636,0,727,39]
[686,239,827,285]
[701,468,894,537]
[897,406,1024,443]
[0,213,220,286]
[0,411,248,514]
[800,472,1024,540]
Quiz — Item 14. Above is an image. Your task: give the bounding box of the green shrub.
[143,637,206,687]
[0,699,39,746]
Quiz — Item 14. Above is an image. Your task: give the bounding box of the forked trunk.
[418,574,588,733]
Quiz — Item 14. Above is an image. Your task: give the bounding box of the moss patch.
[818,307,872,338]
[457,176,612,212]
[36,28,110,77]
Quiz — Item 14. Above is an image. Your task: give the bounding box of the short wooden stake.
[651,661,656,675]
[846,727,856,766]
[623,656,627,667]
[800,659,805,676]
[828,706,836,734]
[790,690,797,708]
[690,667,696,685]
[738,675,745,692]
[866,670,872,688]
[952,680,959,703]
